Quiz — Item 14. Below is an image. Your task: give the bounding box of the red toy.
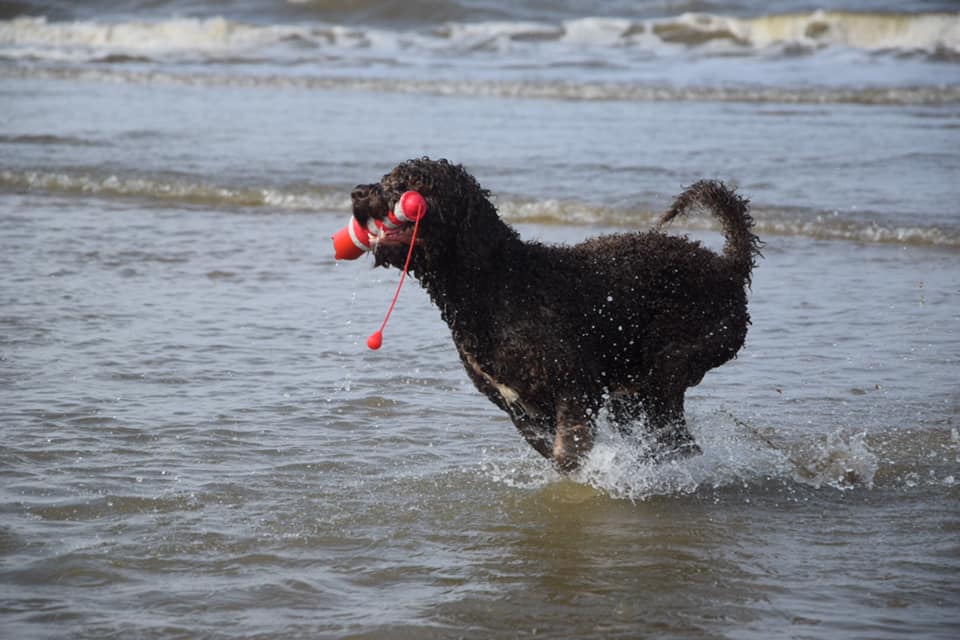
[331,190,427,349]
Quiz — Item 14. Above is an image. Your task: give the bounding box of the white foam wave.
[1,11,957,63]
[0,15,372,62]
[563,17,637,46]
[0,169,350,212]
[0,16,280,58]
[3,169,957,247]
[753,216,960,247]
[499,198,659,227]
[497,198,960,248]
[726,10,960,53]
[437,20,563,46]
[654,206,960,248]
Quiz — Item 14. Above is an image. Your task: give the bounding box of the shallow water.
[2,196,958,638]
[2,0,960,638]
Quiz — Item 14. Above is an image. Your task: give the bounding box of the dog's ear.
[454,191,511,265]
[383,158,435,198]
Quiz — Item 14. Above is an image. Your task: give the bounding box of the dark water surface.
[2,0,960,638]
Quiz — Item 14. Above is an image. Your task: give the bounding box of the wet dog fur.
[350,158,760,471]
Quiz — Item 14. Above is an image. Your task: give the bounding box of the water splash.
[481,412,881,501]
[573,413,791,502]
[479,447,562,491]
[481,412,786,502]
[795,430,879,490]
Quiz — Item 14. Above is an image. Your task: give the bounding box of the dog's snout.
[351,184,388,224]
[350,184,371,202]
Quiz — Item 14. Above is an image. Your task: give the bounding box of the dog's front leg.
[552,403,595,472]
[508,411,555,461]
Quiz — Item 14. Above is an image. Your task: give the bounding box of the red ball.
[398,191,427,221]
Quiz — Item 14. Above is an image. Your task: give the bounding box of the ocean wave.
[3,168,958,248]
[0,133,105,147]
[0,168,351,211]
[500,198,960,247]
[651,10,960,54]
[1,11,957,63]
[3,66,958,106]
[0,15,306,58]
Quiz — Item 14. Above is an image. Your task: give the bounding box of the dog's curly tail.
[657,179,762,285]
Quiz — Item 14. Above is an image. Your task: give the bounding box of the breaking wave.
[1,11,958,63]
[500,197,960,248]
[0,168,351,211]
[4,168,957,248]
[650,10,960,54]
[3,11,958,107]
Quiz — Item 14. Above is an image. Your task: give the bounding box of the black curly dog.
[351,158,760,471]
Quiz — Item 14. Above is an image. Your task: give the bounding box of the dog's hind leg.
[639,319,745,460]
[635,344,705,460]
[642,391,701,460]
[608,390,699,460]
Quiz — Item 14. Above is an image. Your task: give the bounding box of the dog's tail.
[657,180,761,285]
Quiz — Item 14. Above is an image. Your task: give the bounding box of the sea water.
[1,1,958,638]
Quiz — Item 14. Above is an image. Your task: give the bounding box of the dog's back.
[488,221,752,403]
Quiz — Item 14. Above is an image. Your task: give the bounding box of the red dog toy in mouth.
[332,191,427,260]
[331,190,427,350]
[331,217,375,260]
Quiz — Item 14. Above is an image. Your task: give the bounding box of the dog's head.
[349,158,515,273]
